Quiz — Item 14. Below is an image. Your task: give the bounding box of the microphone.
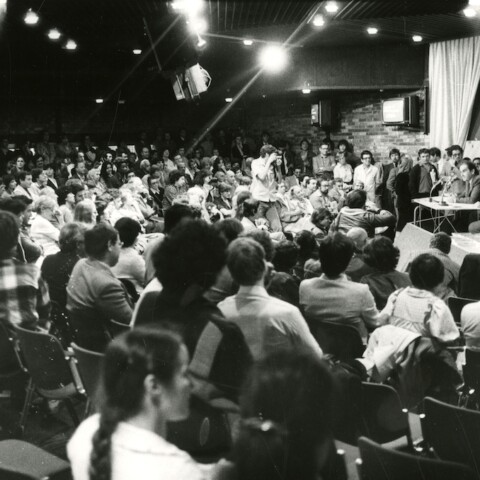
[429,178,444,202]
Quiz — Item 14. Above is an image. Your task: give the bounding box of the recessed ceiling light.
[312,14,325,27]
[95,98,104,104]
[464,7,477,17]
[367,27,378,35]
[47,29,61,40]
[118,99,126,104]
[325,2,339,13]
[243,39,253,46]
[65,40,77,50]
[133,49,142,55]
[302,88,311,94]
[412,35,423,42]
[225,97,233,103]
[24,9,39,25]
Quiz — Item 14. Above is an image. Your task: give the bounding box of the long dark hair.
[234,349,334,480]
[89,327,182,480]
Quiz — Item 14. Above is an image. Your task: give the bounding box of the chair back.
[0,323,23,376]
[422,396,480,477]
[448,296,477,326]
[71,343,104,401]
[14,326,74,392]
[359,382,412,448]
[118,278,139,303]
[463,348,480,396]
[310,321,365,360]
[68,310,112,352]
[109,319,131,338]
[358,436,475,480]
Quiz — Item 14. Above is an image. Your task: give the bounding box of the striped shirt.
[0,259,50,329]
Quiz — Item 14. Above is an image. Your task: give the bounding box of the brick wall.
[235,89,430,161]
[2,89,430,161]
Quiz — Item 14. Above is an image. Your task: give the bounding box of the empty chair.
[359,382,413,449]
[357,436,475,480]
[448,296,477,326]
[14,325,84,430]
[422,397,480,477]
[310,321,365,361]
[0,439,71,480]
[70,343,104,414]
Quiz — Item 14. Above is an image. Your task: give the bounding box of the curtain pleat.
[429,37,480,150]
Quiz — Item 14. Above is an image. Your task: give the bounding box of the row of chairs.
[357,396,480,480]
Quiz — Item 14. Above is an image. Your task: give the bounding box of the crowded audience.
[2,127,480,480]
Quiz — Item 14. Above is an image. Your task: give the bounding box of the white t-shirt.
[67,414,207,480]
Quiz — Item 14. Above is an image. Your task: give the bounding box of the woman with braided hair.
[67,327,206,480]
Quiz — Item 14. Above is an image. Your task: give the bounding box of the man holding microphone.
[251,144,283,232]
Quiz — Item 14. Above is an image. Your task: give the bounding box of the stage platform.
[396,223,480,271]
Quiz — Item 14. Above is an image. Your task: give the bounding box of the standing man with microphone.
[251,144,283,233]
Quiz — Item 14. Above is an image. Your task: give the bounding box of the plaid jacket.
[0,258,50,330]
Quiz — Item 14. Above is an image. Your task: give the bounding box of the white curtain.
[429,36,480,151]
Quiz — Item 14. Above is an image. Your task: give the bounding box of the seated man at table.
[455,160,480,231]
[300,232,380,342]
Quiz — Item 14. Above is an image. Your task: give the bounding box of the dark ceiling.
[0,0,478,104]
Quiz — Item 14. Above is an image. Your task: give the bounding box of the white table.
[413,196,480,233]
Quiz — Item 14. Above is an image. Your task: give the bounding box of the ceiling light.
[133,48,142,55]
[464,7,477,17]
[118,99,126,104]
[225,97,233,103]
[243,39,253,46]
[95,98,104,104]
[47,29,61,40]
[259,45,288,73]
[325,2,339,13]
[312,14,325,27]
[412,35,423,42]
[196,36,206,47]
[172,0,204,15]
[367,27,378,35]
[302,88,311,94]
[0,0,6,15]
[65,40,77,50]
[189,18,207,33]
[469,0,480,6]
[24,9,39,25]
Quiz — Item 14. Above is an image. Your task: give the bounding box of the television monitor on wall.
[382,95,419,127]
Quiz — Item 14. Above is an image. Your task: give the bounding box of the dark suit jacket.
[408,163,440,199]
[66,258,133,351]
[457,175,480,203]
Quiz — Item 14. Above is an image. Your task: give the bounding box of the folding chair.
[359,382,413,450]
[421,396,480,477]
[310,321,365,361]
[70,343,104,416]
[14,325,84,432]
[357,436,475,480]
[448,296,477,326]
